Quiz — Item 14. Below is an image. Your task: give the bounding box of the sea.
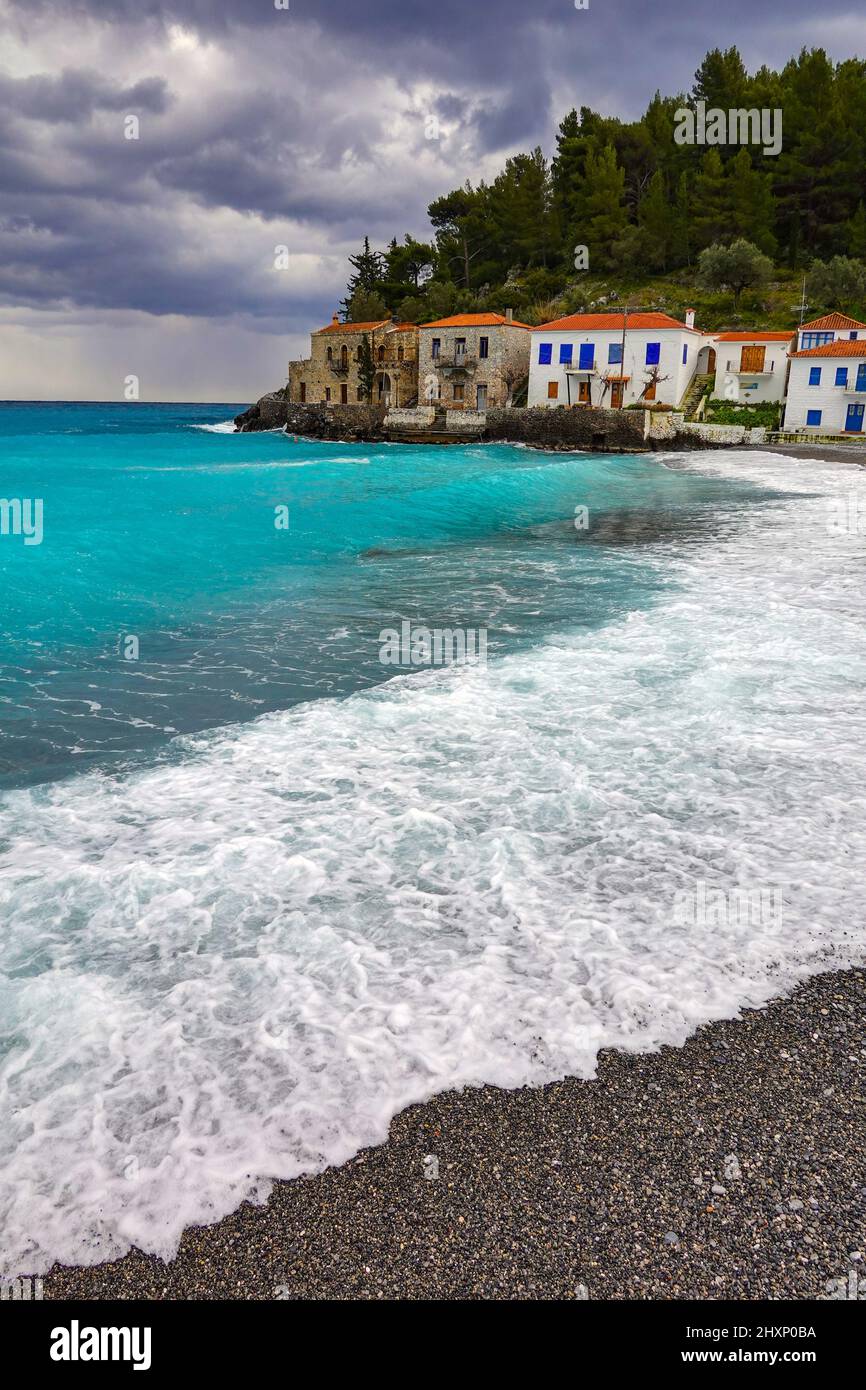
[1,400,864,1273]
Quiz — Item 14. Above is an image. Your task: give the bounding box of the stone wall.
[234,397,388,438]
[483,405,649,451]
[386,407,436,430]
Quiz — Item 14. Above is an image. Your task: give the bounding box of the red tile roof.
[316,318,390,334]
[536,311,698,333]
[713,331,795,341]
[790,340,866,358]
[421,312,532,329]
[799,312,866,331]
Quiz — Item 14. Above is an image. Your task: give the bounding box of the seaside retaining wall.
[483,405,649,451]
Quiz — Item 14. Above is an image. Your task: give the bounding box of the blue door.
[845,403,865,432]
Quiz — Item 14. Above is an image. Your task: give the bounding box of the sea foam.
[1,449,865,1274]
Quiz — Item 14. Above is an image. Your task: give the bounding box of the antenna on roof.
[794,276,809,327]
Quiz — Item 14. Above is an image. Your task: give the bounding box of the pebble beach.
[43,967,866,1301]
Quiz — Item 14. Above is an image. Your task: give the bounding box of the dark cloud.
[1,0,864,396]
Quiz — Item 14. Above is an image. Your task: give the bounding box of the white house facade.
[782,313,866,434]
[527,311,705,410]
[710,332,795,404]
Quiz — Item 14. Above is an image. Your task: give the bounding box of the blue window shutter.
[836,367,848,386]
[806,409,822,426]
[646,342,661,365]
[578,343,595,370]
[682,344,688,365]
[559,343,573,364]
[608,343,622,365]
[809,367,822,385]
[857,364,866,389]
[538,343,552,365]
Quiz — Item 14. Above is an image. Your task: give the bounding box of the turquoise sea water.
[3,402,866,1275]
[0,401,765,789]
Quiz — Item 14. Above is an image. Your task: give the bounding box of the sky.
[0,0,864,403]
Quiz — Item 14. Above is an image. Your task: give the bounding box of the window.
[326,346,333,362]
[356,346,363,362]
[397,346,404,362]
[809,367,822,386]
[340,345,348,370]
[538,343,552,364]
[479,337,489,359]
[453,383,464,402]
[806,409,822,426]
[857,364,866,390]
[377,346,385,363]
[578,343,595,370]
[801,332,833,350]
[608,343,622,365]
[340,384,348,404]
[356,386,364,401]
[547,381,559,399]
[645,342,661,365]
[455,337,467,361]
[559,343,573,364]
[835,367,848,386]
[850,332,859,340]
[299,382,306,403]
[682,344,688,365]
[432,338,441,359]
[325,387,331,401]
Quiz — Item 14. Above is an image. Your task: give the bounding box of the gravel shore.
[44,968,865,1301]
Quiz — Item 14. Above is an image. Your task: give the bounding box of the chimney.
[684,308,696,330]
[505,307,514,322]
[331,312,340,326]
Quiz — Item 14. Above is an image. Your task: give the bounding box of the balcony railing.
[432,353,477,372]
[328,359,350,375]
[725,359,775,374]
[563,360,598,373]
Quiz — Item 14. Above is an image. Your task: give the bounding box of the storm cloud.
[0,0,864,399]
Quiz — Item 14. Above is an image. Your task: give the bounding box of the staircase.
[678,372,713,420]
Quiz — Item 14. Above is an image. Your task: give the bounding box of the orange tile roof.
[316,318,390,334]
[713,331,795,341]
[536,311,699,333]
[790,340,866,358]
[421,313,532,329]
[799,312,866,331]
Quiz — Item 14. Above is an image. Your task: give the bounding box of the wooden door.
[740,345,766,372]
[578,380,590,404]
[610,381,623,409]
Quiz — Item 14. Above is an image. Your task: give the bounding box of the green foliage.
[698,239,773,305]
[357,335,376,402]
[705,399,781,427]
[807,256,866,314]
[339,44,866,327]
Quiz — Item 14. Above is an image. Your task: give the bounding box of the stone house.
[417,312,532,411]
[288,314,419,407]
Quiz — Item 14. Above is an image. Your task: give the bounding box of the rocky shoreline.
[42,967,866,1301]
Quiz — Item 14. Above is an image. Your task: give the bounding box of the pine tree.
[692,150,728,250]
[638,169,676,270]
[581,145,628,269]
[726,149,777,255]
[341,238,386,317]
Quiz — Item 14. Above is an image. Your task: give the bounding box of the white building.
[782,313,866,434]
[527,310,707,410]
[710,332,795,404]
